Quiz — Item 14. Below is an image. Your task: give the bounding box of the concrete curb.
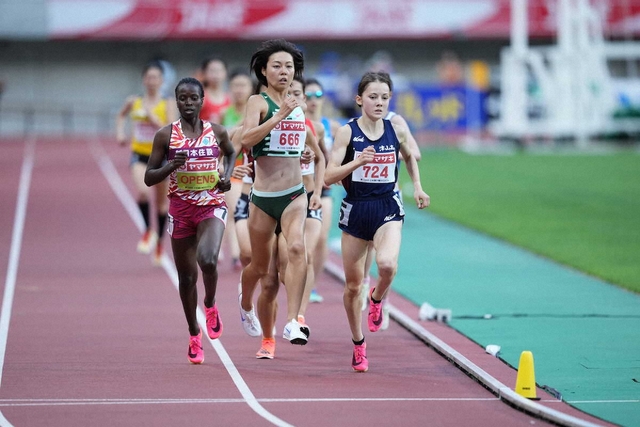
[324,259,604,427]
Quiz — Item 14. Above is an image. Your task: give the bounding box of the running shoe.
[239,294,262,337]
[309,289,324,303]
[283,319,308,345]
[187,330,204,364]
[368,287,383,332]
[380,299,390,331]
[352,341,368,372]
[360,276,371,311]
[153,242,163,267]
[137,230,157,254]
[297,315,310,338]
[256,338,276,359]
[205,304,223,339]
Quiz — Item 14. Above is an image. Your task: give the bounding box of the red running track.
[0,136,607,427]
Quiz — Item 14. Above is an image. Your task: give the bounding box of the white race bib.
[268,107,306,153]
[352,151,396,183]
[300,159,315,176]
[133,122,157,142]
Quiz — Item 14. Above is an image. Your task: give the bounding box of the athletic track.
[0,136,614,426]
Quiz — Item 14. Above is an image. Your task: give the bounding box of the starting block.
[419,302,452,323]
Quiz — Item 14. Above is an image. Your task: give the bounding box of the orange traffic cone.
[515,351,540,400]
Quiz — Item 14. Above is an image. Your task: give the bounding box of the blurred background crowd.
[2,0,640,146]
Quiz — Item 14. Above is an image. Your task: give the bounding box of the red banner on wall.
[48,0,640,40]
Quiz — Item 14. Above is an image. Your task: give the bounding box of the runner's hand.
[278,95,299,118]
[357,145,376,165]
[171,151,188,170]
[231,164,252,180]
[415,190,430,209]
[301,146,314,164]
[217,176,232,193]
[309,192,322,210]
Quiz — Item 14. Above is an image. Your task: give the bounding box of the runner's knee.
[287,239,306,262]
[376,258,397,281]
[197,255,219,275]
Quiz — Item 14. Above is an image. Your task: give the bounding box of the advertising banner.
[47,0,640,40]
[391,85,488,133]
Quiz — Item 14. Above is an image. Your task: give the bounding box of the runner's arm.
[213,123,236,184]
[325,124,373,185]
[144,125,182,187]
[396,124,430,209]
[305,127,325,209]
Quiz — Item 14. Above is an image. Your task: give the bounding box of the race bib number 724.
[352,151,397,183]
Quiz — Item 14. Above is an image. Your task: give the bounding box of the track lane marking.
[0,136,36,427]
[0,397,501,407]
[88,138,293,427]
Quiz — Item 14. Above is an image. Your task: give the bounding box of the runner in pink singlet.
[145,77,235,365]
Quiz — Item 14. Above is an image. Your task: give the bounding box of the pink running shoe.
[205,304,223,339]
[187,331,204,364]
[368,287,383,332]
[352,341,368,372]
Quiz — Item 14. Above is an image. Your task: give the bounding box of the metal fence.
[0,103,116,137]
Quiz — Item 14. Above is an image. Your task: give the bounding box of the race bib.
[269,107,306,153]
[176,159,220,191]
[133,122,157,142]
[300,159,315,176]
[352,151,396,183]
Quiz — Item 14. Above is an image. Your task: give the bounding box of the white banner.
[47,0,640,40]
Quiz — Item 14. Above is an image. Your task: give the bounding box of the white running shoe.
[239,294,262,337]
[282,319,308,345]
[360,277,371,312]
[380,300,390,330]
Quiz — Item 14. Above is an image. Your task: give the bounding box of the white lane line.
[0,136,36,427]
[0,397,500,407]
[88,138,293,427]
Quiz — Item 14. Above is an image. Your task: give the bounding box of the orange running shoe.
[187,330,204,364]
[137,230,157,254]
[256,338,275,359]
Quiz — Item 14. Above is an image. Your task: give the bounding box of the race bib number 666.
[352,151,397,183]
[269,107,306,153]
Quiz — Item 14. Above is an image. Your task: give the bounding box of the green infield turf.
[399,148,640,293]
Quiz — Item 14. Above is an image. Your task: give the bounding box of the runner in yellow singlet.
[116,61,176,265]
